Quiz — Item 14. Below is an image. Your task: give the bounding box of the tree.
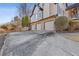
[0,25,8,30]
[18,3,29,18]
[13,16,22,32]
[22,16,31,27]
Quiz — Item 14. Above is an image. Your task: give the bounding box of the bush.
[0,25,8,30]
[22,16,31,27]
[54,16,69,32]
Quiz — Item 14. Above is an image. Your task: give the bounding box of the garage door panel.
[45,21,55,30]
[32,25,36,30]
[37,24,41,30]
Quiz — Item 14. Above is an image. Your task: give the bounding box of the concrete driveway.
[1,31,79,56]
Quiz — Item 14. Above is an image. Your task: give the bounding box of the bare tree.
[18,3,29,18]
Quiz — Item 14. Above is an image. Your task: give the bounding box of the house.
[30,3,69,31]
[66,3,79,19]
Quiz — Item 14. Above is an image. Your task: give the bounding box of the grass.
[64,34,79,42]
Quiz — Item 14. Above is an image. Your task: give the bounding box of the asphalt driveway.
[0,31,79,56]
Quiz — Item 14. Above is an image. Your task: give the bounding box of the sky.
[0,3,20,25]
[0,3,34,25]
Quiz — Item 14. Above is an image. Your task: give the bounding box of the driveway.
[0,31,79,56]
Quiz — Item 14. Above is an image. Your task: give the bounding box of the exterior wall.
[31,24,36,30]
[45,21,55,30]
[62,4,69,17]
[43,3,50,18]
[39,3,44,8]
[56,4,68,17]
[57,4,65,16]
[31,3,57,22]
[49,4,57,16]
[41,22,45,30]
[31,15,56,30]
[37,10,42,20]
[31,5,42,22]
[31,3,69,31]
[37,24,41,30]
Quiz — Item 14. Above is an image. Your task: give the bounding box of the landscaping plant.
[54,16,69,32]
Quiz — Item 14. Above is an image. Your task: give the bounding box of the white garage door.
[45,21,55,30]
[37,24,41,30]
[32,24,36,30]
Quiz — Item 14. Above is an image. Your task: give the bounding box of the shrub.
[0,25,8,30]
[22,16,31,27]
[54,16,69,32]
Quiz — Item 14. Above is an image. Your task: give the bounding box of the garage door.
[37,24,41,30]
[45,21,55,30]
[32,24,36,30]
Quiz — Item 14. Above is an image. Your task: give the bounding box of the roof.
[66,3,79,10]
[30,4,36,17]
[30,3,43,17]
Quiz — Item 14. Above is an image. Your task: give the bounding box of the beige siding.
[57,3,68,16]
[43,4,50,18]
[61,4,68,16]
[41,22,45,30]
[31,3,68,31]
[45,21,55,30]
[37,24,41,30]
[49,4,57,16]
[31,24,36,30]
